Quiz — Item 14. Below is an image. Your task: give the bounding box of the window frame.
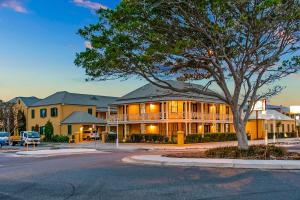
[40,109,47,118]
[50,107,58,117]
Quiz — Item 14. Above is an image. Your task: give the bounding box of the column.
[166,101,169,137]
[124,124,127,140]
[161,102,164,120]
[124,105,127,121]
[189,101,192,135]
[185,101,188,135]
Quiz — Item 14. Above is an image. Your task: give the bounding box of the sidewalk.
[123,155,300,169]
[39,138,300,151]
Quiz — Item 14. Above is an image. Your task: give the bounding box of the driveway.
[1,149,300,200]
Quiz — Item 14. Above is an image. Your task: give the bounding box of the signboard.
[252,99,266,111]
[290,106,300,114]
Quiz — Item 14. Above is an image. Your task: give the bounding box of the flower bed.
[164,145,300,160]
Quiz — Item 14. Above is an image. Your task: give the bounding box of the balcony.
[108,112,233,123]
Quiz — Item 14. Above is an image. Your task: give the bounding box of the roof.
[266,104,290,113]
[9,97,41,107]
[30,91,117,110]
[112,80,224,105]
[61,112,105,124]
[248,110,293,121]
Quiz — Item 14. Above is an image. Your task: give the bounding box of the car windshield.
[26,132,40,138]
[0,132,9,137]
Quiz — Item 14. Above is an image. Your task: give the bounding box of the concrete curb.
[16,148,102,156]
[122,155,300,169]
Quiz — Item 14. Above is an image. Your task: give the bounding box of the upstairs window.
[40,109,47,118]
[88,108,93,115]
[171,101,178,113]
[51,107,58,117]
[68,125,72,135]
[31,109,35,119]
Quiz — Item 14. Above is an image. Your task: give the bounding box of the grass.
[164,145,300,160]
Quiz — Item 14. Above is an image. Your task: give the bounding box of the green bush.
[129,134,169,143]
[268,132,297,139]
[44,121,54,142]
[51,135,69,143]
[186,134,202,143]
[205,145,287,159]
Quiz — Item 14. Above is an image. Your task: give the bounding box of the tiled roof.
[112,80,224,105]
[30,91,117,109]
[61,111,105,124]
[9,97,41,107]
[248,110,293,121]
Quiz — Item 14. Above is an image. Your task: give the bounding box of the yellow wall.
[146,124,159,134]
[27,104,96,135]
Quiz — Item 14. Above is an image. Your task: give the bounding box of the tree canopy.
[75,0,300,149]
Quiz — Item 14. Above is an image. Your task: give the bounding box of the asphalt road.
[1,150,300,200]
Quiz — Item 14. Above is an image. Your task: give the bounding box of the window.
[292,124,295,132]
[171,101,178,113]
[88,108,93,115]
[40,109,47,118]
[51,107,58,117]
[288,124,290,132]
[225,123,230,132]
[270,124,274,133]
[39,126,45,135]
[31,109,35,119]
[216,123,221,132]
[68,125,72,135]
[226,106,230,115]
[282,124,285,133]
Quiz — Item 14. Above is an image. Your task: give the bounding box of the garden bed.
[164,145,300,160]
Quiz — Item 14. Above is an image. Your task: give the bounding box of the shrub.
[44,121,54,142]
[129,134,169,143]
[268,132,297,139]
[186,134,202,143]
[51,135,69,143]
[205,145,287,159]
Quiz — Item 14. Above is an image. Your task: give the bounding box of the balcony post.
[189,101,192,135]
[161,102,164,120]
[166,101,169,137]
[185,101,188,135]
[201,103,204,122]
[124,105,127,121]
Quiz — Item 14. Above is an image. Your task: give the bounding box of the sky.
[0,0,299,106]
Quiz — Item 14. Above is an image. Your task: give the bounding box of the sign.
[290,106,300,114]
[252,99,266,111]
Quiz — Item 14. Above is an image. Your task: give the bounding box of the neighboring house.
[9,96,41,120]
[26,91,117,136]
[246,109,295,140]
[108,81,234,141]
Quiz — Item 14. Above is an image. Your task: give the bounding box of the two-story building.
[26,91,117,136]
[108,81,234,141]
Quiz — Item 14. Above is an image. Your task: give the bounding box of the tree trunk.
[232,109,249,150]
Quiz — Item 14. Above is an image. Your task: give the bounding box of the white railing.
[108,112,233,123]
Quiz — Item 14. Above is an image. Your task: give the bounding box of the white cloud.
[0,0,28,13]
[73,0,107,10]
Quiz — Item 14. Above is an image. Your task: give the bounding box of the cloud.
[73,0,107,10]
[84,41,92,49]
[0,0,28,13]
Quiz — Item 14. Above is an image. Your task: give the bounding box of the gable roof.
[112,80,223,105]
[30,91,117,110]
[248,110,293,121]
[9,97,41,107]
[266,104,290,113]
[61,111,105,124]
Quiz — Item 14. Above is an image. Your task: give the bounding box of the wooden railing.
[108,112,233,123]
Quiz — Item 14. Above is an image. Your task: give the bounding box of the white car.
[0,132,9,145]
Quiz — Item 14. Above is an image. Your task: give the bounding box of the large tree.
[75,0,300,149]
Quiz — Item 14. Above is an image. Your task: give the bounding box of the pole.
[256,110,259,139]
[116,119,119,148]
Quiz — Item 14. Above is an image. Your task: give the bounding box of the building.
[25,91,117,136]
[108,81,235,141]
[246,109,295,139]
[9,96,41,120]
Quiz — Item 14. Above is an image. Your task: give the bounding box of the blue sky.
[0,0,299,105]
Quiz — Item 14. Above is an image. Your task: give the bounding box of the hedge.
[128,134,169,143]
[267,132,297,139]
[51,135,69,143]
[185,133,241,143]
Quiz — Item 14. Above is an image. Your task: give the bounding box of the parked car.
[82,129,99,140]
[0,132,9,145]
[9,131,40,146]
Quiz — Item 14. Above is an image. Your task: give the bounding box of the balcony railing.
[108,112,233,123]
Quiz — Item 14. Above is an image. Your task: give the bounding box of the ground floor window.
[68,125,72,135]
[204,125,210,133]
[216,123,221,132]
[39,126,45,134]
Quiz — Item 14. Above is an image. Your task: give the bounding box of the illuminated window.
[171,101,178,113]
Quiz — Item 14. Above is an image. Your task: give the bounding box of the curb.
[16,149,101,156]
[122,155,300,170]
